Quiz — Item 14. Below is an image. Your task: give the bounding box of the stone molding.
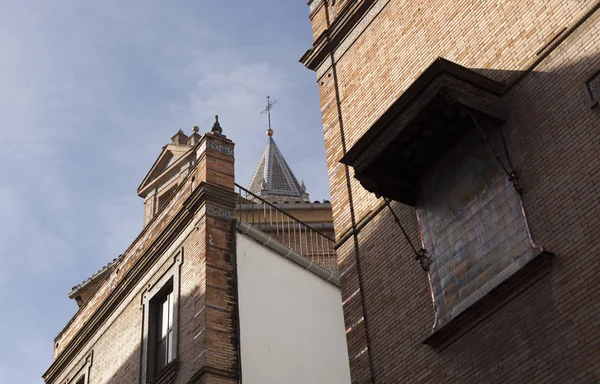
[317,0,390,79]
[140,252,183,384]
[208,141,234,157]
[206,204,236,219]
[60,351,93,384]
[308,0,323,14]
[300,0,386,75]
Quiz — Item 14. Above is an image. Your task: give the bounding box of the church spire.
[249,97,310,204]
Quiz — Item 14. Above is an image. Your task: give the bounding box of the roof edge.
[68,259,118,300]
[236,221,340,287]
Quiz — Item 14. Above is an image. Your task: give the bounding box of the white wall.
[236,233,351,384]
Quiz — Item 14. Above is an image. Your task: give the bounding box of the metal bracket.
[381,196,430,272]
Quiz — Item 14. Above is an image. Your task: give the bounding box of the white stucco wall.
[236,233,351,384]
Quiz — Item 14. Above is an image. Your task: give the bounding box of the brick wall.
[304,1,600,383]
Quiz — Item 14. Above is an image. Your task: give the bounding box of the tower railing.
[235,183,338,274]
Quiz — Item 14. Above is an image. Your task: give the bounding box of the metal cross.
[261,95,277,129]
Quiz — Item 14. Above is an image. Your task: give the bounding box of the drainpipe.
[322,1,377,382]
[231,220,243,383]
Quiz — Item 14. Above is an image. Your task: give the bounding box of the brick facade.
[302,1,600,383]
[43,132,240,384]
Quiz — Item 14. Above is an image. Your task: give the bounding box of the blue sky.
[0,2,326,382]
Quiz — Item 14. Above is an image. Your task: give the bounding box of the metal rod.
[310,230,315,261]
[383,198,430,272]
[463,110,512,178]
[383,198,420,257]
[234,183,336,267]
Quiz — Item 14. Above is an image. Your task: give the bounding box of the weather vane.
[261,95,277,131]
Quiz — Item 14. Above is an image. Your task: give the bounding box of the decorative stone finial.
[193,126,199,133]
[267,128,274,137]
[211,115,222,134]
[301,180,306,192]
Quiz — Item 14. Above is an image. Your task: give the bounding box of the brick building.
[301,1,600,383]
[43,119,351,384]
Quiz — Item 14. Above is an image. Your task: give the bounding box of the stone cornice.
[300,0,376,71]
[184,182,237,214]
[308,0,324,16]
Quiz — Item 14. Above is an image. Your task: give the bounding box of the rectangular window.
[154,289,174,374]
[141,254,181,384]
[67,352,92,384]
[157,184,178,213]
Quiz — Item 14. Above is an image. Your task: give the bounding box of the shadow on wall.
[342,52,600,383]
[50,286,230,384]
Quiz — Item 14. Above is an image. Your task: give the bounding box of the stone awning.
[340,58,506,206]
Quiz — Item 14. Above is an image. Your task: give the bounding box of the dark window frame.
[584,69,600,108]
[62,351,92,384]
[141,252,182,384]
[148,280,174,378]
[156,183,178,213]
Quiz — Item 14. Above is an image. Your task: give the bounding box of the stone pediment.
[137,144,194,198]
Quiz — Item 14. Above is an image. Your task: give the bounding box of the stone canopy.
[340,57,505,206]
[341,57,548,332]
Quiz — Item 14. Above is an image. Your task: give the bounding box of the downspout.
[322,1,377,382]
[230,220,243,383]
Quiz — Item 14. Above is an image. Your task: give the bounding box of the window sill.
[423,251,554,348]
[150,360,179,384]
